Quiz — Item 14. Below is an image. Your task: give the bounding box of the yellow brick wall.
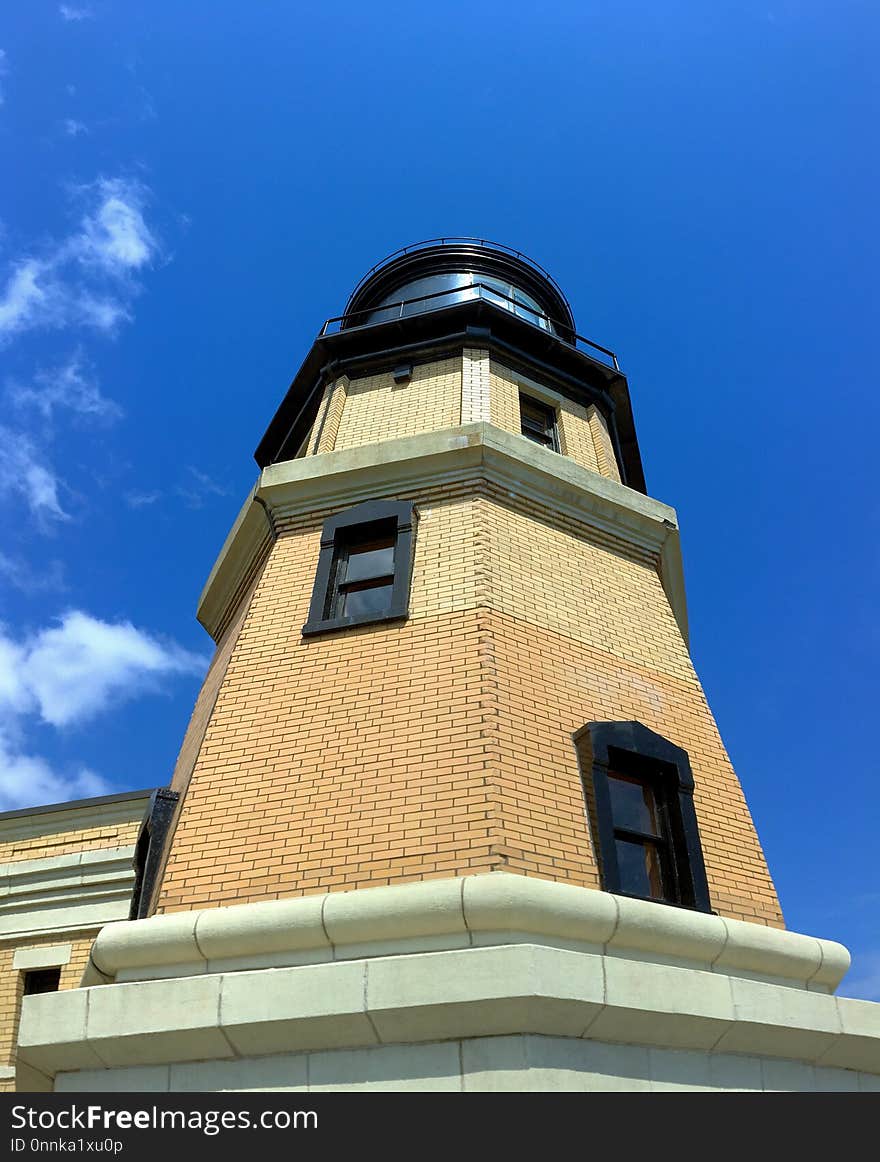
[557,398,600,472]
[489,362,620,480]
[156,486,781,927]
[333,359,461,451]
[0,817,140,866]
[462,348,491,423]
[311,376,348,455]
[0,934,94,1091]
[300,356,623,483]
[588,404,622,482]
[489,363,522,435]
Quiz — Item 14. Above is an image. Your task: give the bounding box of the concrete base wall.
[17,878,880,1093]
[53,1036,880,1093]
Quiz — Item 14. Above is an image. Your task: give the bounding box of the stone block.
[591,956,734,1049]
[308,1042,461,1092]
[220,961,376,1056]
[87,976,231,1067]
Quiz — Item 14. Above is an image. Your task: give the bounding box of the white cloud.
[177,466,229,509]
[0,610,206,811]
[0,637,28,715]
[0,177,158,344]
[8,352,122,421]
[0,426,68,523]
[0,48,7,107]
[74,179,155,273]
[0,728,112,811]
[0,610,207,728]
[63,118,88,137]
[0,260,47,334]
[59,5,93,20]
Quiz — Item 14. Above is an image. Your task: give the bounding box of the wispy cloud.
[177,467,229,509]
[0,177,158,344]
[8,351,122,422]
[0,426,68,523]
[76,178,156,272]
[0,728,111,812]
[59,5,93,20]
[63,118,88,137]
[0,49,7,107]
[124,490,161,508]
[0,553,66,594]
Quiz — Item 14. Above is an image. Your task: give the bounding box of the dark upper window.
[575,721,712,913]
[519,393,559,452]
[302,500,416,636]
[23,968,61,996]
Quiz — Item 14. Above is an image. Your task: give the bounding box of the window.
[575,721,712,912]
[23,968,61,996]
[302,500,416,636]
[519,393,559,452]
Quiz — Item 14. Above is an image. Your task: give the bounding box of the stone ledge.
[18,942,880,1086]
[84,873,848,992]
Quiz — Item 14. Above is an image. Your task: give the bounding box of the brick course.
[333,359,461,451]
[156,488,781,927]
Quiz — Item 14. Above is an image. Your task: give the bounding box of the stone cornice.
[0,846,137,941]
[197,424,688,644]
[0,791,150,849]
[85,873,846,992]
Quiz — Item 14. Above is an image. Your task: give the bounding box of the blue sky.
[1,3,877,998]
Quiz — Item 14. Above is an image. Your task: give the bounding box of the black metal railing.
[320,281,620,372]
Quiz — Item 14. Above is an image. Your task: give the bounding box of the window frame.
[574,720,712,913]
[302,499,416,637]
[519,391,560,452]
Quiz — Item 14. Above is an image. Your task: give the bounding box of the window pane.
[23,968,61,995]
[522,430,555,448]
[344,539,395,584]
[520,396,556,450]
[615,837,666,900]
[341,582,394,619]
[607,773,662,837]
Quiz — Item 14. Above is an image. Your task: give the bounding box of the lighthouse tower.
[18,240,880,1092]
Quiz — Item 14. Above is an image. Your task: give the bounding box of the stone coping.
[19,942,880,1089]
[84,874,848,992]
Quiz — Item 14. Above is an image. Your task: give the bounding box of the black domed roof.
[342,238,576,340]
